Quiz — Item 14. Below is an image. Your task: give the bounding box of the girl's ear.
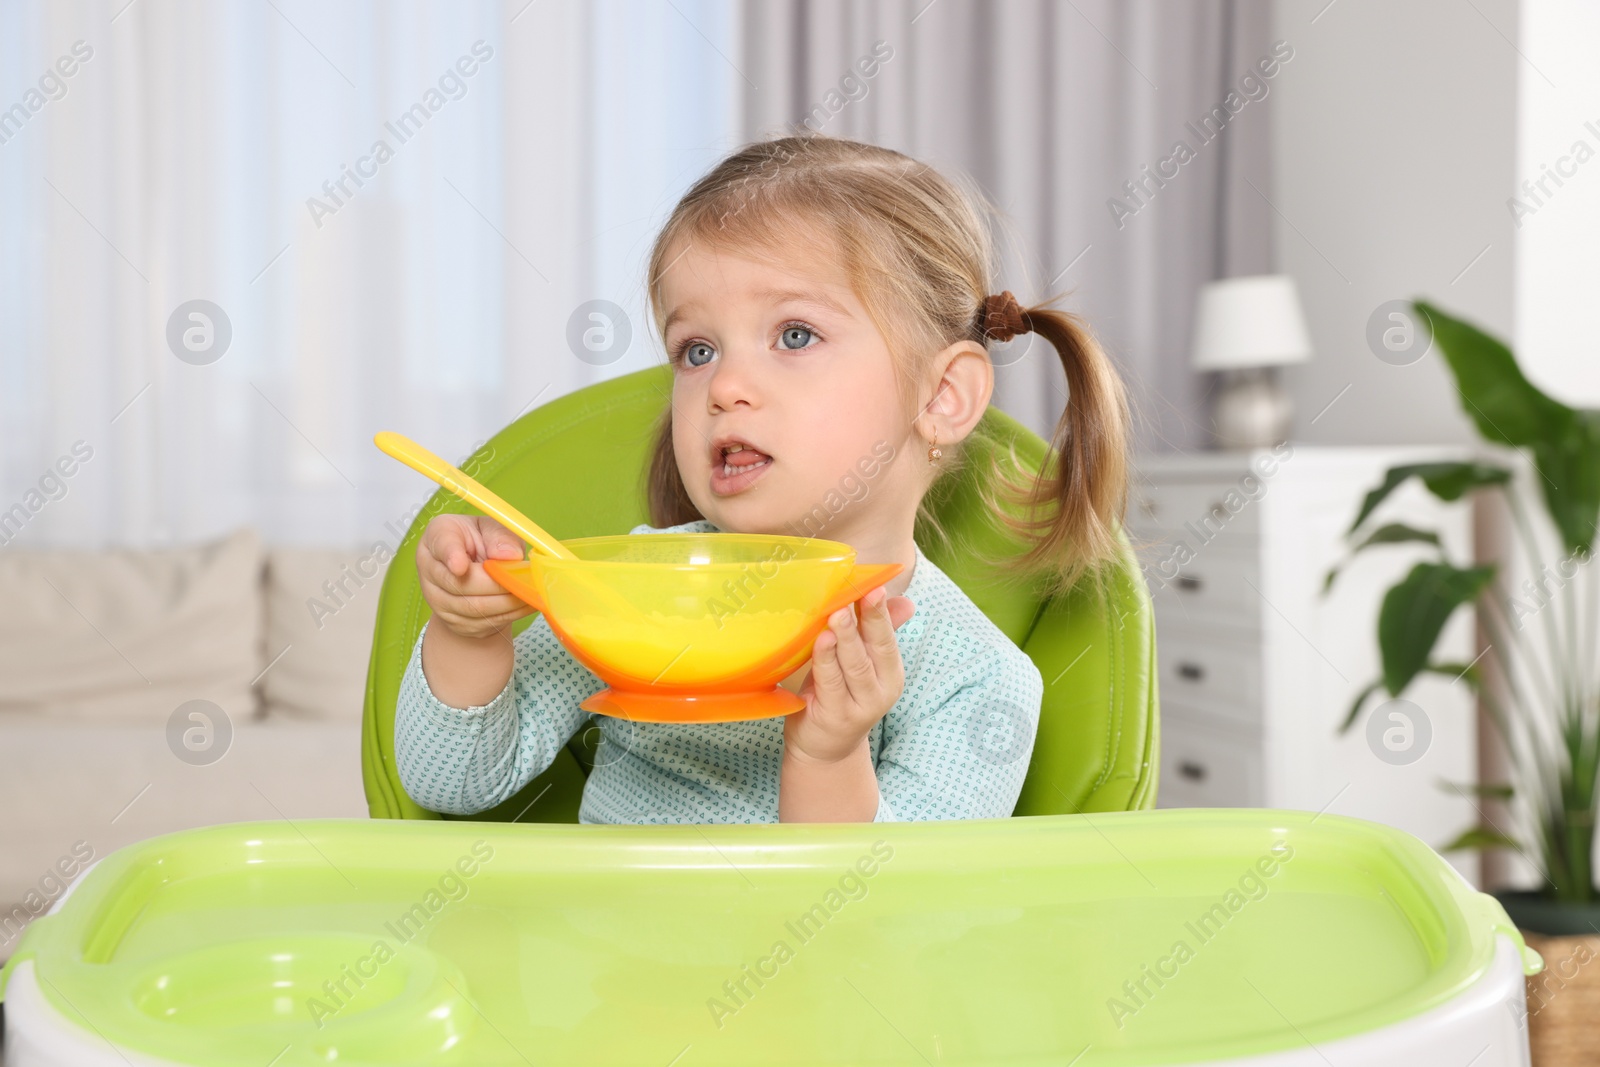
[919,339,993,446]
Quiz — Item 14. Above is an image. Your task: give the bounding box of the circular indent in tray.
[127,932,473,1061]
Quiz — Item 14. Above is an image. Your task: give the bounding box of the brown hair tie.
[979,290,1031,343]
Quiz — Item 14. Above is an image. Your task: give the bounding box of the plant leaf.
[1325,524,1445,596]
[1439,780,1514,800]
[1531,424,1600,559]
[1324,521,1452,598]
[1355,522,1442,551]
[1420,660,1485,691]
[1439,827,1523,853]
[1416,299,1600,556]
[1339,679,1384,734]
[1322,564,1340,595]
[1349,462,1510,534]
[1377,562,1495,695]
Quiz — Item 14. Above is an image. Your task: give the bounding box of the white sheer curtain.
[2,0,1269,550]
[0,0,739,549]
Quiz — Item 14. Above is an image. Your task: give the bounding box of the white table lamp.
[1191,274,1312,448]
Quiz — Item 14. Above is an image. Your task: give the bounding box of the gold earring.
[927,426,942,465]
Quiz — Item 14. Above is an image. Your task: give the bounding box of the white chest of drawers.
[1132,445,1480,883]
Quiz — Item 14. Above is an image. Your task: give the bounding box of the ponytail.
[973,296,1130,601]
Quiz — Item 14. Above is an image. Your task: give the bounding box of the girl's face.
[659,240,922,541]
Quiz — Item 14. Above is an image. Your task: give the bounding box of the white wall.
[1270,0,1519,447]
[1514,0,1600,407]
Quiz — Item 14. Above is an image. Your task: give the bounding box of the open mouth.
[719,445,772,478]
[711,440,773,495]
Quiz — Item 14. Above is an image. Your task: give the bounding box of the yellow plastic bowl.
[483,533,902,723]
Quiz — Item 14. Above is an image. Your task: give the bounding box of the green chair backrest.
[361,364,1159,822]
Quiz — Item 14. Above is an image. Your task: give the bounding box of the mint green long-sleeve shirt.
[394,518,1043,823]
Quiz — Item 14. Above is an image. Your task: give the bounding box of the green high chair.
[360,364,1159,822]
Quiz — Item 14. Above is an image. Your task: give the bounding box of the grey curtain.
[738,0,1275,453]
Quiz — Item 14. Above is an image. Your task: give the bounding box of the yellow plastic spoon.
[373,431,578,561]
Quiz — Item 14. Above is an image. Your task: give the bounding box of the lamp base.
[1210,367,1292,449]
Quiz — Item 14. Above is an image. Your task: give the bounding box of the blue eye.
[779,324,815,350]
[679,341,715,368]
[671,321,819,367]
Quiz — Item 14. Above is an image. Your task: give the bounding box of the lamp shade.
[1190,274,1312,370]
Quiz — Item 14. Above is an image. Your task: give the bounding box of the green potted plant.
[1324,300,1599,1060]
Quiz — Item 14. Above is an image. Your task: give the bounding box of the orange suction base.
[580,686,805,723]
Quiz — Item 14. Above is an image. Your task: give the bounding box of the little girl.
[394,132,1130,824]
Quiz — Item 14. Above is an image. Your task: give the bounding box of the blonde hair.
[643,132,1129,600]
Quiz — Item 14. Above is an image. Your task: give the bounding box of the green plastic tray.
[0,809,1540,1066]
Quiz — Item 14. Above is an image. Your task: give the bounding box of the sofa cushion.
[0,527,262,722]
[261,545,391,720]
[0,716,369,950]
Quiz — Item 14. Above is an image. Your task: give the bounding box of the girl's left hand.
[784,587,915,765]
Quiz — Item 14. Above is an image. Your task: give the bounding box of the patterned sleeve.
[871,647,1044,822]
[393,614,602,815]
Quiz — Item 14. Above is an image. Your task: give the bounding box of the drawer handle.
[1178,760,1207,782]
[1174,574,1204,592]
[1177,662,1205,682]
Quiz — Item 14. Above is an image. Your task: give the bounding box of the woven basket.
[1521,931,1600,1065]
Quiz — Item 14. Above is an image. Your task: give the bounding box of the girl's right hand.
[416,514,533,640]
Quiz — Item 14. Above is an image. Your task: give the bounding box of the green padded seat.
[361,364,1159,822]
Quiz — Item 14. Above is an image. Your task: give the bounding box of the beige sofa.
[0,529,381,958]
